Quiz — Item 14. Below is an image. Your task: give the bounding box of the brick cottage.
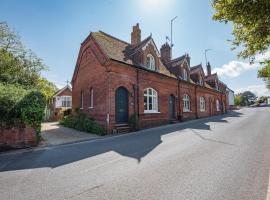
[71,23,227,134]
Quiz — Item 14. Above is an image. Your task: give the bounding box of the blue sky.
[0,0,269,96]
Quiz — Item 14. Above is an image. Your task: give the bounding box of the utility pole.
[204,49,212,66]
[170,16,177,57]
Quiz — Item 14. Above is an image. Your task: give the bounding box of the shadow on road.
[0,111,242,172]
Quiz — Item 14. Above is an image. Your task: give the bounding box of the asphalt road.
[1,107,270,200]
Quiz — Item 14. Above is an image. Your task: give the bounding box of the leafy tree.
[257,96,268,104]
[0,21,57,99]
[235,91,257,106]
[212,0,270,90]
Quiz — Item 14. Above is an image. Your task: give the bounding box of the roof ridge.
[98,31,130,45]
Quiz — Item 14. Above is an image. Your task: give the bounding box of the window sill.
[144,111,160,114]
[88,107,94,109]
[183,110,192,113]
[80,108,83,110]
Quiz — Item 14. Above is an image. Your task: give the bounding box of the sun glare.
[138,0,175,13]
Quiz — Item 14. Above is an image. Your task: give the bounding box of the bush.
[0,83,46,139]
[0,83,28,123]
[60,114,106,136]
[18,91,46,135]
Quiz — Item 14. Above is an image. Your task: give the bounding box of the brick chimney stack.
[160,42,171,63]
[131,23,141,45]
[207,62,211,76]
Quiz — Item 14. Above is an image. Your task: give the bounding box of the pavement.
[0,107,270,200]
[40,122,100,146]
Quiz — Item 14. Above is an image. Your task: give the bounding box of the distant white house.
[226,88,235,110]
[45,85,72,121]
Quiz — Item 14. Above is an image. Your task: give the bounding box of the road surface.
[1,107,270,200]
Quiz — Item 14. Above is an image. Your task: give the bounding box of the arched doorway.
[168,94,176,120]
[115,87,129,124]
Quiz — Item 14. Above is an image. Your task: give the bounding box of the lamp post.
[170,16,178,57]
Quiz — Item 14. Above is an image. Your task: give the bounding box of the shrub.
[60,114,106,136]
[0,83,46,140]
[0,83,28,123]
[18,91,46,135]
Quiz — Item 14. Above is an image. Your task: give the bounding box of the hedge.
[60,114,106,136]
[0,83,46,137]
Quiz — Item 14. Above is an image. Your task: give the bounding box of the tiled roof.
[92,31,175,78]
[92,31,133,65]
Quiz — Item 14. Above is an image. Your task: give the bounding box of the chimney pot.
[131,23,141,45]
[160,42,171,63]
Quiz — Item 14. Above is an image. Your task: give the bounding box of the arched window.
[216,99,220,111]
[200,97,206,112]
[146,54,155,70]
[199,75,203,86]
[80,90,84,109]
[144,88,158,113]
[183,94,190,112]
[183,68,188,81]
[89,88,94,108]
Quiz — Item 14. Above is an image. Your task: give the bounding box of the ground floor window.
[89,88,94,108]
[200,96,206,112]
[144,88,158,113]
[216,99,220,111]
[183,94,190,112]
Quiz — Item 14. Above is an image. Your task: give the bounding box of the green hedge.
[0,83,46,137]
[60,114,106,136]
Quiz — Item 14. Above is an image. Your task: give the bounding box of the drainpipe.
[178,80,181,121]
[136,68,140,124]
[195,85,198,119]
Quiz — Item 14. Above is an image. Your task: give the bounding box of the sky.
[0,0,269,97]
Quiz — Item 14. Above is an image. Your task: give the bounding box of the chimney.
[131,23,141,45]
[207,62,211,76]
[160,42,171,63]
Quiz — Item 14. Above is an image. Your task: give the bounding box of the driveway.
[41,122,100,146]
[1,107,270,200]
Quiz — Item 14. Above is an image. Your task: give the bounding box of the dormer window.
[183,69,188,81]
[146,54,155,70]
[199,76,203,86]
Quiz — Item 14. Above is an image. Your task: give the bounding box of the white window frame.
[200,96,206,112]
[80,91,84,109]
[146,54,155,70]
[89,88,94,109]
[216,99,220,111]
[183,94,190,112]
[61,96,72,108]
[144,88,159,113]
[183,68,188,81]
[199,76,203,86]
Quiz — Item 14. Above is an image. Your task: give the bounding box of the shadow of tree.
[0,111,242,172]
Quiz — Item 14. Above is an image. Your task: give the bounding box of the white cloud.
[235,84,270,97]
[212,61,259,77]
[213,51,270,78]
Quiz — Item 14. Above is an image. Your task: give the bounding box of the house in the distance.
[71,23,228,134]
[226,88,235,110]
[45,85,72,121]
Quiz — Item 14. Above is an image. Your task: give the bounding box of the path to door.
[41,122,100,146]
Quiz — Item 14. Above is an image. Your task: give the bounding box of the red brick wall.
[0,125,36,150]
[72,37,108,128]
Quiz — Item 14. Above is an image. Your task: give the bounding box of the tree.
[0,21,57,99]
[212,0,270,89]
[235,91,257,106]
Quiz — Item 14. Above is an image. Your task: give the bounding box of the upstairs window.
[216,99,220,111]
[183,94,190,112]
[200,97,206,112]
[89,88,94,108]
[61,96,72,108]
[199,76,203,86]
[80,90,84,109]
[183,69,188,81]
[144,88,158,113]
[146,54,155,70]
